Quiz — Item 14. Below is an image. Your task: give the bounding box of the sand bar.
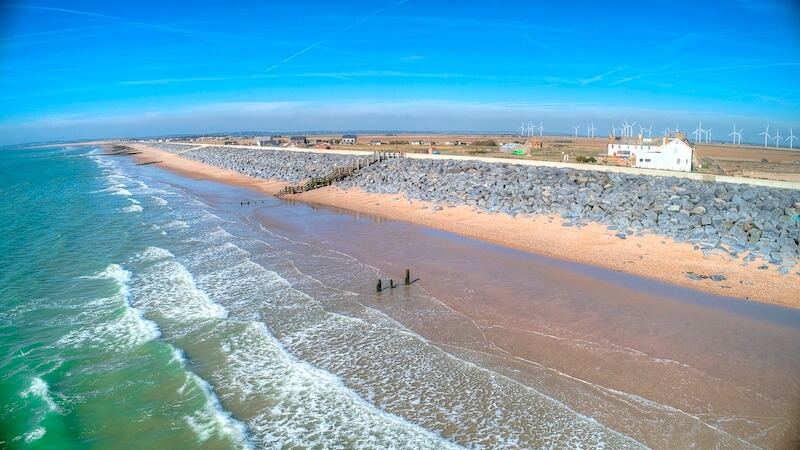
[124,143,800,309]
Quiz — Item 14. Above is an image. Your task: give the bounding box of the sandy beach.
[124,143,800,309]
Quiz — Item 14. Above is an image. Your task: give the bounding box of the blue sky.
[1,0,799,145]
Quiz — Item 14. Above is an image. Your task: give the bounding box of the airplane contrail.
[9,5,123,21]
[260,0,408,75]
[8,4,219,43]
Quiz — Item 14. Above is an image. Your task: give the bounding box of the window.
[677,158,680,164]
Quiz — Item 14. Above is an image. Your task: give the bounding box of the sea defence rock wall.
[152,144,371,183]
[149,143,800,272]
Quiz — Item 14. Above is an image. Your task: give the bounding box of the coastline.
[123,142,800,309]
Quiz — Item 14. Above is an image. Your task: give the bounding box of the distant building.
[289,136,307,147]
[341,134,357,145]
[607,133,693,172]
[255,137,278,147]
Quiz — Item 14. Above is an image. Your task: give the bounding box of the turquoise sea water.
[0,146,636,448]
[1,146,246,448]
[2,145,798,449]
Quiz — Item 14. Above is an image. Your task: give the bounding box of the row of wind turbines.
[610,120,652,138]
[687,121,796,149]
[520,121,598,138]
[519,119,798,149]
[757,125,797,149]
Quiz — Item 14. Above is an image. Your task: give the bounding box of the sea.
[1,145,798,449]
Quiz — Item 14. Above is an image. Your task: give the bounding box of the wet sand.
[261,201,800,448]
[126,143,800,309]
[126,143,800,447]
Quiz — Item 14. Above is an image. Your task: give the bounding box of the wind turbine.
[729,125,738,145]
[692,126,702,142]
[527,121,535,137]
[572,125,580,138]
[589,123,596,138]
[705,128,712,143]
[519,122,526,137]
[621,119,635,138]
[693,120,706,143]
[759,125,771,147]
[611,125,619,137]
[774,129,782,148]
[663,126,672,138]
[538,122,543,137]
[787,128,797,149]
[641,125,652,138]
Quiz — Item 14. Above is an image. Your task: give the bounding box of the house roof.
[342,134,357,139]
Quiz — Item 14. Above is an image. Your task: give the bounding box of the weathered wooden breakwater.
[377,269,414,293]
[147,143,800,274]
[276,151,406,197]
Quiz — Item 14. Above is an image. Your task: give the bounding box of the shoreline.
[122,142,800,309]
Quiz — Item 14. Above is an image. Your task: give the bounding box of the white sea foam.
[23,427,46,444]
[21,377,60,413]
[216,322,458,449]
[162,220,189,230]
[131,249,228,322]
[136,246,174,262]
[168,345,188,367]
[150,196,168,206]
[91,186,122,194]
[129,180,149,190]
[111,188,132,197]
[122,204,143,213]
[59,264,160,350]
[184,373,253,449]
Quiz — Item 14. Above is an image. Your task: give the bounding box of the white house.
[608,134,693,172]
[341,134,357,145]
[634,138,694,172]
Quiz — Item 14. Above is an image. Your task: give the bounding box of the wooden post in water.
[390,279,395,289]
[376,279,382,292]
[404,269,410,285]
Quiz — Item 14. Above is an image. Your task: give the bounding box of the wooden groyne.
[275,151,405,197]
[377,269,416,293]
[105,144,141,156]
